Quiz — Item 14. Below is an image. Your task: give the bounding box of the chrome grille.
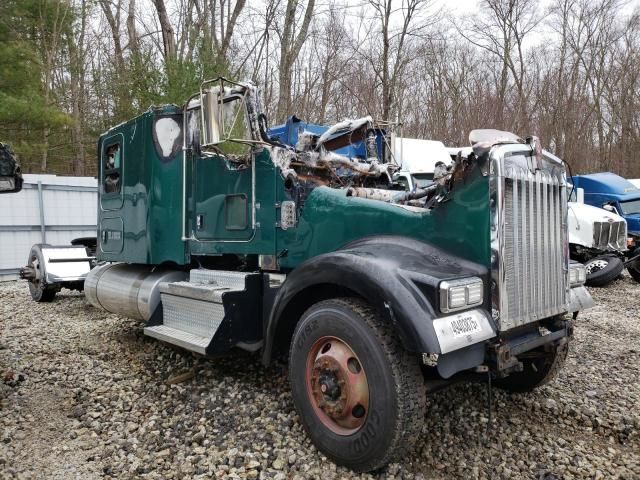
[593,221,626,251]
[499,168,568,330]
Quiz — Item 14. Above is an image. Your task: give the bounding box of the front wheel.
[584,255,624,287]
[289,298,426,472]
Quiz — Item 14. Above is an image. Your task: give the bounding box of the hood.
[568,201,625,223]
[567,201,627,250]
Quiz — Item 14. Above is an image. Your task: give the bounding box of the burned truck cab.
[72,78,594,472]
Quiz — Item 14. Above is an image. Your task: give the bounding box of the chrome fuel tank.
[85,263,187,320]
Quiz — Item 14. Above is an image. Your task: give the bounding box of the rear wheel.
[584,255,624,287]
[27,245,57,302]
[289,298,426,472]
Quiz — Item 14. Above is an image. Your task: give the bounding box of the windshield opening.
[413,173,434,189]
[619,199,640,215]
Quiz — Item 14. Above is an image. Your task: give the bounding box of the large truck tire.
[627,248,640,282]
[584,255,624,287]
[494,340,569,393]
[288,298,426,472]
[628,265,640,282]
[26,245,57,302]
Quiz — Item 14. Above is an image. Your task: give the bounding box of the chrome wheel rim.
[586,259,609,274]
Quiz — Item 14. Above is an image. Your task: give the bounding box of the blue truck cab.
[570,172,640,236]
[268,115,387,159]
[571,172,640,281]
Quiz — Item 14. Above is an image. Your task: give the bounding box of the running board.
[144,325,210,354]
[143,270,251,355]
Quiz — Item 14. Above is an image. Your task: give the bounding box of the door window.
[218,95,252,158]
[103,142,122,194]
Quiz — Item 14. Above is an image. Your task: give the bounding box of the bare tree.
[457,0,541,130]
[276,0,316,122]
[10,0,640,179]
[99,0,126,70]
[69,0,89,175]
[210,0,247,60]
[357,0,437,121]
[36,0,71,171]
[153,0,177,60]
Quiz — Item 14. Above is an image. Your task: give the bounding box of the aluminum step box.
[143,270,250,354]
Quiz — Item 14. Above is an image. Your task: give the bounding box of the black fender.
[262,235,490,365]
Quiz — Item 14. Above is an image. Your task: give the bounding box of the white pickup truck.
[394,140,628,286]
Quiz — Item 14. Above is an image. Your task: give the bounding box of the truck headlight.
[439,277,484,313]
[569,263,587,286]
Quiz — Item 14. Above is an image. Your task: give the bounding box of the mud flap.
[437,343,485,379]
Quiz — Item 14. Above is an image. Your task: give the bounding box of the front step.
[143,270,251,354]
[189,269,249,289]
[144,325,211,354]
[161,281,237,303]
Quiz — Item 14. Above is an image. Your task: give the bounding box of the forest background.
[0,0,638,178]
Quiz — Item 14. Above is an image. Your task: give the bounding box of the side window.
[396,175,410,190]
[103,142,121,194]
[218,95,251,158]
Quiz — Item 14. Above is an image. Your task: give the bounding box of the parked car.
[570,173,640,281]
[0,142,23,194]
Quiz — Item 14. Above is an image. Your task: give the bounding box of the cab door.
[99,132,125,254]
[189,89,258,242]
[192,149,255,241]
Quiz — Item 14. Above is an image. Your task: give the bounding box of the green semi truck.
[21,78,593,471]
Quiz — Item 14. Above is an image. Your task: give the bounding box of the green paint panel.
[192,158,253,240]
[277,167,491,270]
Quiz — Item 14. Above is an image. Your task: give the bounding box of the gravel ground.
[1,275,639,480]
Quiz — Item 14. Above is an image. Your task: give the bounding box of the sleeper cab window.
[103,142,121,194]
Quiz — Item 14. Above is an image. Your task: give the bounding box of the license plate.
[433,309,495,354]
[448,314,482,338]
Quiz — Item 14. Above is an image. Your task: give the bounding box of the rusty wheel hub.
[306,336,369,435]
